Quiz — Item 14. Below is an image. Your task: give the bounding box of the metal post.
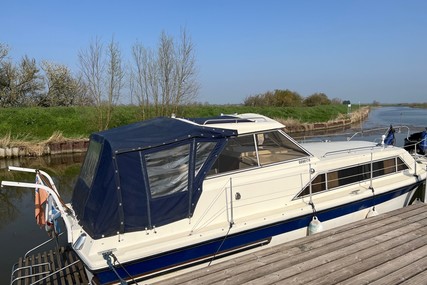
[229,178,234,225]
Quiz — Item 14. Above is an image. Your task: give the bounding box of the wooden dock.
[154,202,427,285]
[10,202,427,285]
[10,247,87,285]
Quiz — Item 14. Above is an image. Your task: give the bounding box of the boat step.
[10,247,88,285]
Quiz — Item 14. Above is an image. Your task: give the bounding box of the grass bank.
[0,104,359,146]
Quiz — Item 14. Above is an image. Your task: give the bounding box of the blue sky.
[2,0,426,104]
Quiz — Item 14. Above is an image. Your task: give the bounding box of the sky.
[1,0,427,105]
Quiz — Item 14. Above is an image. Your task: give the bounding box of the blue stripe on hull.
[94,182,422,284]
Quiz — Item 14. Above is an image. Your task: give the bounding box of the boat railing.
[10,235,62,285]
[10,262,51,285]
[322,145,383,158]
[296,125,412,143]
[24,232,65,259]
[10,238,62,284]
[1,166,75,244]
[405,136,427,153]
[10,255,81,285]
[347,125,411,142]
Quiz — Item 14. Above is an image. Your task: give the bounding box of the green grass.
[0,104,354,141]
[178,104,352,122]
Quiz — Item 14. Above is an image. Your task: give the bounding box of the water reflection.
[0,153,85,284]
[0,153,84,225]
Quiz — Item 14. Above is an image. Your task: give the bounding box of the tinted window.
[298,157,409,198]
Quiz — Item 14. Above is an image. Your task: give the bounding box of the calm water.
[0,106,426,284]
[0,154,84,284]
[351,106,427,145]
[295,106,427,145]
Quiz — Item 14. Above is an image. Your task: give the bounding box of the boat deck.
[154,201,427,285]
[10,247,87,285]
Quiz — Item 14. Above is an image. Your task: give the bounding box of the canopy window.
[146,144,191,199]
[80,141,102,188]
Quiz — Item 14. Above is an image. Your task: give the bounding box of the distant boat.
[4,113,427,284]
[404,128,427,155]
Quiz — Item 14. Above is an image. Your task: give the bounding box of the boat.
[404,128,427,155]
[4,113,427,284]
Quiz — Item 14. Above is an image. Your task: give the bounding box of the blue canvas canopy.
[71,117,237,239]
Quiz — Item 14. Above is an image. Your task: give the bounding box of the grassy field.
[0,104,355,144]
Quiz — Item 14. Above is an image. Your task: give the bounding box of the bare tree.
[79,37,123,130]
[105,37,124,129]
[130,28,198,117]
[172,28,199,113]
[131,43,160,119]
[158,31,175,116]
[78,37,104,109]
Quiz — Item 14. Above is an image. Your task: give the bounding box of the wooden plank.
[55,249,66,285]
[48,250,58,285]
[398,265,427,285]
[36,252,42,281]
[74,251,89,285]
[364,252,427,285]
[294,229,427,284]
[62,249,73,285]
[165,207,427,285]
[44,250,52,285]
[339,244,427,284]
[67,249,83,285]
[154,203,427,285]
[243,223,427,285]
[15,257,24,285]
[23,257,29,285]
[157,206,421,284]
[30,254,36,284]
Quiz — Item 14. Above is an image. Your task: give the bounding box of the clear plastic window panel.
[80,141,102,188]
[146,144,190,199]
[195,142,216,176]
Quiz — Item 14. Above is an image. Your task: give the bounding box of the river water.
[0,106,426,284]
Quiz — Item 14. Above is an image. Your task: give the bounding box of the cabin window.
[195,142,217,176]
[145,144,190,199]
[256,131,309,165]
[207,131,310,175]
[397,157,408,171]
[80,140,102,188]
[208,135,257,175]
[297,157,409,198]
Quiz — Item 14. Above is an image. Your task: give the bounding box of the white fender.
[308,216,323,235]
